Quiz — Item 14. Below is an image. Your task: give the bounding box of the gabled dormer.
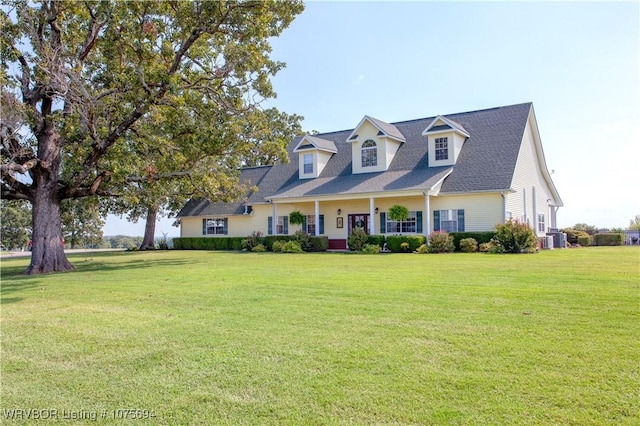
[346,116,406,174]
[293,135,337,179]
[422,115,470,167]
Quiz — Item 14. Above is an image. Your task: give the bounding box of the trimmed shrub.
[416,244,429,254]
[493,219,537,253]
[272,240,284,252]
[362,244,381,254]
[262,235,294,251]
[309,236,329,252]
[281,240,303,253]
[385,235,426,253]
[251,243,266,252]
[450,232,495,251]
[348,227,368,251]
[172,237,243,250]
[479,242,491,253]
[577,235,592,246]
[459,237,478,253]
[561,228,590,245]
[365,235,386,248]
[594,233,624,246]
[427,231,455,253]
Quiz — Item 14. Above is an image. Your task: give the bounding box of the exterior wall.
[180,192,504,238]
[431,193,503,232]
[506,115,557,236]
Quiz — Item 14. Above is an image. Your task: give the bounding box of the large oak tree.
[0,0,304,273]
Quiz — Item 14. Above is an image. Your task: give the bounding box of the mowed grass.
[1,247,638,425]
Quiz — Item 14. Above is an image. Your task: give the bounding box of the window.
[538,214,545,232]
[305,215,316,235]
[203,218,226,235]
[435,137,448,161]
[434,209,465,233]
[385,211,418,233]
[303,154,313,174]
[361,139,377,167]
[268,216,288,235]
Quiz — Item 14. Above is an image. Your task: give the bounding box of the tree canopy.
[0,0,304,273]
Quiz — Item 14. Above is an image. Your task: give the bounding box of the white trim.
[422,115,470,138]
[346,115,406,143]
[293,135,338,154]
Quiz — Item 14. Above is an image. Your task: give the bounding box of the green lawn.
[1,247,638,425]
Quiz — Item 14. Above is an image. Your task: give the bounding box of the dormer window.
[303,154,313,174]
[435,137,448,160]
[361,139,377,167]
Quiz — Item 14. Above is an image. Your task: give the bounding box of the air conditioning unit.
[540,236,554,249]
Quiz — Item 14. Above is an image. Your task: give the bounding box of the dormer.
[422,115,470,167]
[346,116,406,174]
[293,135,337,179]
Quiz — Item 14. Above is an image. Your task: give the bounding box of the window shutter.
[283,216,289,234]
[380,212,386,233]
[223,218,228,235]
[319,215,324,234]
[433,210,441,232]
[302,215,307,233]
[457,210,465,232]
[268,216,273,235]
[416,211,423,233]
[202,219,207,235]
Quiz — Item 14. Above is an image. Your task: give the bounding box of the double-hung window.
[303,154,313,174]
[435,137,448,161]
[305,215,316,235]
[385,211,418,233]
[537,214,545,232]
[434,209,465,233]
[203,218,227,235]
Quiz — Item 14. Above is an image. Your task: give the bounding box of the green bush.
[272,240,284,253]
[281,240,303,253]
[241,231,264,251]
[427,231,455,253]
[251,243,266,252]
[561,228,590,245]
[309,236,329,252]
[450,232,495,251]
[365,235,386,248]
[493,219,537,253]
[348,227,368,251]
[416,244,429,254]
[172,237,243,250]
[294,230,312,251]
[385,235,426,253]
[362,244,381,254]
[459,237,478,253]
[594,233,624,246]
[577,235,592,246]
[479,242,491,253]
[262,235,294,251]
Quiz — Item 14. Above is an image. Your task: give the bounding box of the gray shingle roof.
[178,103,533,217]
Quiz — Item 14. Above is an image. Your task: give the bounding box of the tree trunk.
[25,183,74,275]
[139,207,157,250]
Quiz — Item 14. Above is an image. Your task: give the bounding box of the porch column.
[424,192,431,238]
[272,202,277,234]
[369,197,375,235]
[314,200,320,236]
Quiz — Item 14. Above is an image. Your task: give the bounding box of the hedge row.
[450,232,496,251]
[173,236,329,252]
[593,233,624,246]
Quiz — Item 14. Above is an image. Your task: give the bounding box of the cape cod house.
[177,103,562,249]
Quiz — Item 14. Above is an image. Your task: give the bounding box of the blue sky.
[105,1,639,236]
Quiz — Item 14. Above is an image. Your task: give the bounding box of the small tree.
[629,215,640,231]
[493,219,537,253]
[348,227,368,251]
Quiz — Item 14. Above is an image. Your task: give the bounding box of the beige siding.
[432,193,503,232]
[506,112,556,236]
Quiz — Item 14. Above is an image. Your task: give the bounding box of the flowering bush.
[427,231,455,253]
